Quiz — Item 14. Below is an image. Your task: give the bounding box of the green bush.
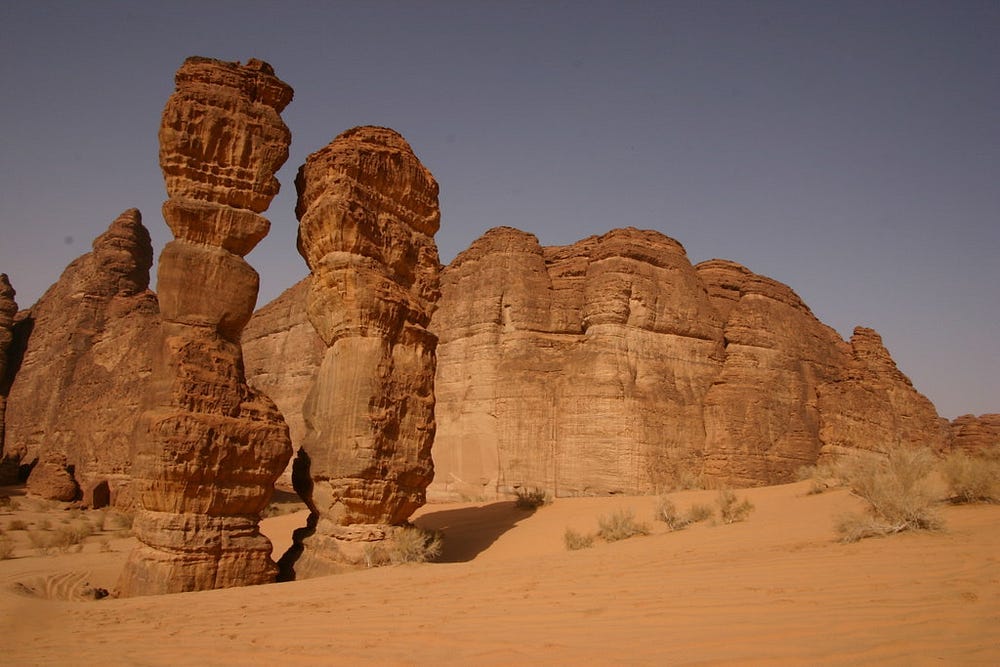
[716,489,754,524]
[563,527,595,550]
[597,509,650,542]
[834,447,942,543]
[940,450,1000,504]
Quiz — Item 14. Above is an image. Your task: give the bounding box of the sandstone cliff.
[282,126,440,578]
[242,277,323,470]
[431,228,947,497]
[2,210,158,504]
[948,414,1000,454]
[119,57,293,596]
[247,226,953,500]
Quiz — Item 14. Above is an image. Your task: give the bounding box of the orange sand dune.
[1,482,997,665]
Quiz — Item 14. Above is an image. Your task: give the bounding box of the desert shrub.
[27,529,54,555]
[99,538,113,553]
[563,527,595,550]
[686,503,714,523]
[597,509,650,542]
[7,519,28,531]
[653,497,689,530]
[797,460,843,495]
[362,542,390,568]
[0,535,14,559]
[716,489,754,524]
[514,487,551,510]
[835,447,942,543]
[387,527,443,565]
[940,451,1000,504]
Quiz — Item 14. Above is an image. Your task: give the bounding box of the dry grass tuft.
[597,509,650,542]
[563,527,595,550]
[514,487,551,510]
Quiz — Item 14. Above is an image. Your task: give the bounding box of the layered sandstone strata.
[119,57,293,596]
[3,210,158,503]
[948,414,1000,453]
[283,126,440,577]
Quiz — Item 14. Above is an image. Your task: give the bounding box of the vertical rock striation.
[2,210,158,502]
[284,126,440,577]
[119,57,293,596]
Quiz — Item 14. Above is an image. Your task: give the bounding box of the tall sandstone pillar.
[119,57,293,596]
[284,127,440,577]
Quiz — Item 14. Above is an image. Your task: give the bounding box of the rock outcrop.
[119,57,293,596]
[2,210,158,504]
[0,274,18,482]
[429,228,946,497]
[246,225,952,500]
[242,277,323,472]
[948,414,1000,454]
[815,327,949,461]
[283,126,440,577]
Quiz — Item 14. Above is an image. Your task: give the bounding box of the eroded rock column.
[119,57,293,596]
[0,274,18,482]
[284,127,440,577]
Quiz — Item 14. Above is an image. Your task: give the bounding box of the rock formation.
[948,414,1000,454]
[246,224,954,500]
[118,57,293,596]
[284,126,440,577]
[2,210,158,503]
[242,277,323,473]
[815,326,949,461]
[429,228,946,497]
[0,274,18,482]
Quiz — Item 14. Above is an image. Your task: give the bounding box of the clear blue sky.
[1,1,997,419]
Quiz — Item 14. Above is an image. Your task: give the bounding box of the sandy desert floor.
[1,481,997,665]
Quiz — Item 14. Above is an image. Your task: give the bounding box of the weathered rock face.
[247,225,952,500]
[119,57,293,597]
[2,210,158,504]
[431,227,725,500]
[948,414,1000,453]
[284,126,440,577]
[242,277,324,472]
[428,227,947,498]
[0,274,18,482]
[815,327,948,461]
[697,259,853,486]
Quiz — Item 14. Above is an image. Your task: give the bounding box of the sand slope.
[1,482,997,665]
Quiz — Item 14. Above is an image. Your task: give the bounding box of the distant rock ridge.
[2,209,158,503]
[948,414,1000,454]
[118,56,293,596]
[280,125,441,578]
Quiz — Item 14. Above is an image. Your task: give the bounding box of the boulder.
[118,57,293,597]
[282,126,440,578]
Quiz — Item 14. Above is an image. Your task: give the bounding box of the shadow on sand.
[414,501,534,563]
